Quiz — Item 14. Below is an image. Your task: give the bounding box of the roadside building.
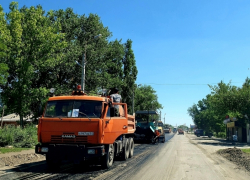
[225,117,249,143]
[0,113,33,126]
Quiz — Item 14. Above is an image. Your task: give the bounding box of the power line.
[137,82,244,86]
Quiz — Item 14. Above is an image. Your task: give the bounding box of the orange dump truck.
[35,91,135,169]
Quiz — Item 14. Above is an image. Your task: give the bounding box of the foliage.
[0,3,67,127]
[134,85,163,114]
[188,78,250,135]
[0,39,8,85]
[178,125,188,130]
[213,131,226,139]
[0,147,32,154]
[0,63,8,86]
[0,124,37,148]
[47,9,112,94]
[47,8,139,108]
[121,39,138,113]
[0,3,142,124]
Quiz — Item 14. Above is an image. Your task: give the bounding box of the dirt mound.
[218,147,250,172]
[0,153,45,168]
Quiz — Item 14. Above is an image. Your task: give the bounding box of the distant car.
[195,129,213,138]
[178,129,184,135]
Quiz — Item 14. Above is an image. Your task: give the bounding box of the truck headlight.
[41,147,49,153]
[88,149,95,154]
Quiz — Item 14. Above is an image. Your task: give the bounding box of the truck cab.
[35,92,135,169]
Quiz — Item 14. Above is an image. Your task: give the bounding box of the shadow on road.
[2,160,105,174]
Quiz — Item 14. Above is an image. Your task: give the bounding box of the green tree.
[0,63,8,85]
[188,79,250,136]
[0,2,66,127]
[178,125,188,130]
[103,39,124,89]
[134,85,162,112]
[47,9,123,94]
[121,39,138,113]
[0,40,8,85]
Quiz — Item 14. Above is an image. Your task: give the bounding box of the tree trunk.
[1,106,4,128]
[20,114,24,128]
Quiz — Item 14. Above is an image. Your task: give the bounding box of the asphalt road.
[3,133,248,180]
[0,133,175,180]
[128,133,250,180]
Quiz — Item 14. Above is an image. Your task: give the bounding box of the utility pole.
[158,111,161,126]
[164,113,166,124]
[81,46,86,92]
[79,34,102,92]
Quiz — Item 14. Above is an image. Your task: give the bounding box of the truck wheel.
[102,144,114,169]
[128,138,134,158]
[162,137,165,143]
[121,138,129,160]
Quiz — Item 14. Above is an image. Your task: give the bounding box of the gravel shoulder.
[0,149,35,158]
[218,148,250,172]
[0,149,45,168]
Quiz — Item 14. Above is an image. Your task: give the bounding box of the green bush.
[0,125,15,146]
[214,132,226,139]
[0,124,37,148]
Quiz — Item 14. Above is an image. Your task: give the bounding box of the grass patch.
[242,148,250,154]
[0,124,38,148]
[0,147,33,154]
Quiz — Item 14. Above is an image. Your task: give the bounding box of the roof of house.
[1,113,33,122]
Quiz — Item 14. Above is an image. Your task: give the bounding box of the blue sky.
[2,0,250,127]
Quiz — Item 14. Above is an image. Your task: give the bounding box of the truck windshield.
[44,100,103,118]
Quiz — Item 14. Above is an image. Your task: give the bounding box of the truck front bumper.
[35,144,105,162]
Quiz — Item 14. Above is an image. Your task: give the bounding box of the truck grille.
[51,135,88,143]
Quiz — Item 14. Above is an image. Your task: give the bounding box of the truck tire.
[128,138,134,158]
[102,144,114,169]
[121,138,129,160]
